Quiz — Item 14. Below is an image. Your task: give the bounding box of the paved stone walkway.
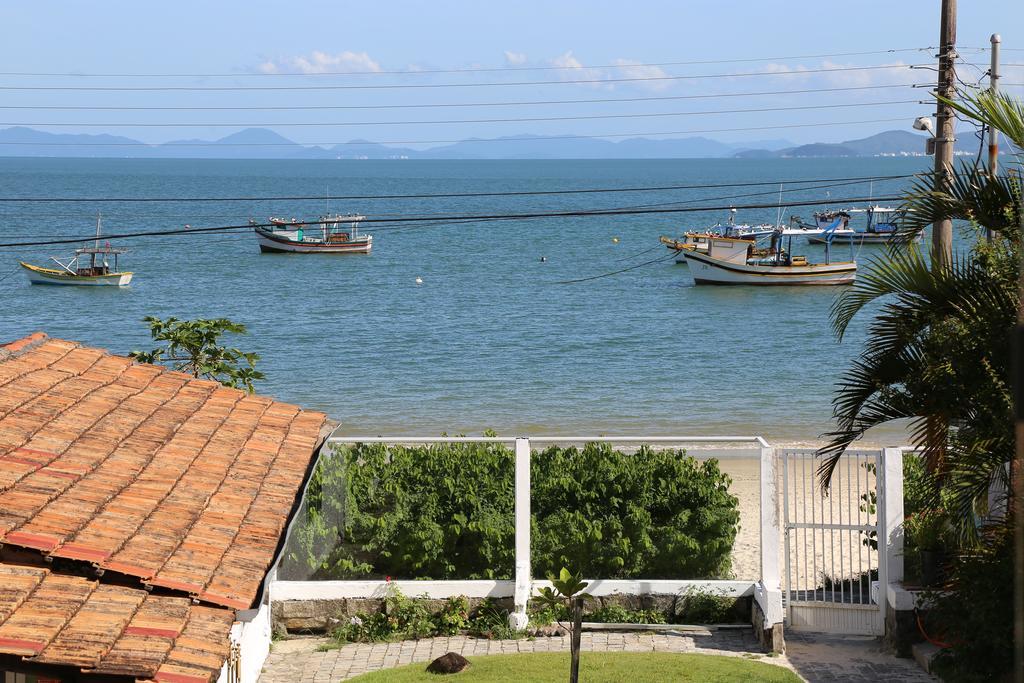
[261,630,936,682]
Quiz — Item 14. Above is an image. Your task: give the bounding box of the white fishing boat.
[252,213,372,254]
[660,209,780,263]
[20,216,133,286]
[683,227,856,286]
[804,206,911,245]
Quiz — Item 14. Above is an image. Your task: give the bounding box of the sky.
[0,0,1021,149]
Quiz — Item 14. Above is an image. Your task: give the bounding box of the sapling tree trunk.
[569,596,583,683]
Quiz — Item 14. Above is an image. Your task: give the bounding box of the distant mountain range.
[0,125,1006,160]
[732,130,1008,158]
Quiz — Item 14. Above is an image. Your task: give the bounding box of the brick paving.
[260,629,936,682]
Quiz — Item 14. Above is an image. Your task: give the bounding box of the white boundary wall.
[216,600,272,683]
[273,579,757,601]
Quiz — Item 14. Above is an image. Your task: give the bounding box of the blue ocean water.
[0,157,940,442]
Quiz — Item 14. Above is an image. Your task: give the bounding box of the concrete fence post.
[510,437,532,629]
[754,446,784,651]
[881,447,905,586]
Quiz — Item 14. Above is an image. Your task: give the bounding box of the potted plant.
[905,508,948,587]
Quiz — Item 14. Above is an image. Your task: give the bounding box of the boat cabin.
[865,206,902,234]
[68,245,127,276]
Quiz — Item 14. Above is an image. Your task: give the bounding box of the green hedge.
[280,441,739,580]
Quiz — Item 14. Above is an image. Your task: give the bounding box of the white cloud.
[548,51,610,89]
[504,51,527,65]
[739,60,923,89]
[258,51,381,74]
[612,59,671,92]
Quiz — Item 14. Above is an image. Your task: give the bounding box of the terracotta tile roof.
[0,333,329,610]
[0,561,234,682]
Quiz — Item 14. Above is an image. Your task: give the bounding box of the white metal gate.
[781,449,885,635]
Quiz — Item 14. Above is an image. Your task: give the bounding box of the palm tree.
[817,92,1024,543]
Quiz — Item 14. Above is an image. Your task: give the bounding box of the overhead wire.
[0,100,921,128]
[0,48,934,78]
[0,64,925,91]
[0,84,925,111]
[0,172,917,203]
[0,195,905,248]
[0,117,914,147]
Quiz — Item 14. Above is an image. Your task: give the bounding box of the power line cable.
[0,99,920,128]
[0,196,904,248]
[0,84,924,111]
[0,49,933,78]
[0,64,925,91]
[0,117,914,147]
[0,177,915,240]
[0,173,916,203]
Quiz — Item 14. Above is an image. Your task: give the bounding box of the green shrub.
[585,605,666,624]
[928,526,1014,682]
[281,441,739,581]
[674,587,741,624]
[434,596,471,636]
[532,443,738,578]
[467,598,521,640]
[333,586,443,643]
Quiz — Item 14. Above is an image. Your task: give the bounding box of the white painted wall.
[271,578,755,601]
[215,601,273,683]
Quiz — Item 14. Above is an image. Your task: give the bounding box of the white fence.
[271,435,780,631]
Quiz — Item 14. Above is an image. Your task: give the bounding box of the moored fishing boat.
[683,227,856,285]
[20,216,133,286]
[252,213,373,254]
[804,206,912,245]
[660,209,779,262]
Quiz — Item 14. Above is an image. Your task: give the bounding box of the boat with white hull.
[253,214,372,254]
[660,209,781,263]
[20,216,133,286]
[803,207,913,245]
[21,262,133,286]
[683,229,856,286]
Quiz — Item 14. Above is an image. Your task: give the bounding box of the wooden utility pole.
[932,0,957,267]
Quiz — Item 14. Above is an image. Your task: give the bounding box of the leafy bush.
[467,598,521,640]
[333,588,472,643]
[281,441,740,581]
[927,526,1014,682]
[674,587,742,624]
[281,441,514,579]
[435,596,471,636]
[531,443,739,579]
[585,605,666,624]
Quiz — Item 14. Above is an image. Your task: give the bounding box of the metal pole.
[932,0,957,267]
[988,33,1000,175]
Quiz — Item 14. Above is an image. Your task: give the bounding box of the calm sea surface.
[0,157,947,443]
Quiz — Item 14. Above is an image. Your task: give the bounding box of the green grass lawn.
[346,651,799,682]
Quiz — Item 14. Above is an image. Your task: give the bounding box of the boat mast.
[91,212,101,272]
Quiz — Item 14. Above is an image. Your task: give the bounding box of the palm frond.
[896,164,1022,243]
[943,91,1024,151]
